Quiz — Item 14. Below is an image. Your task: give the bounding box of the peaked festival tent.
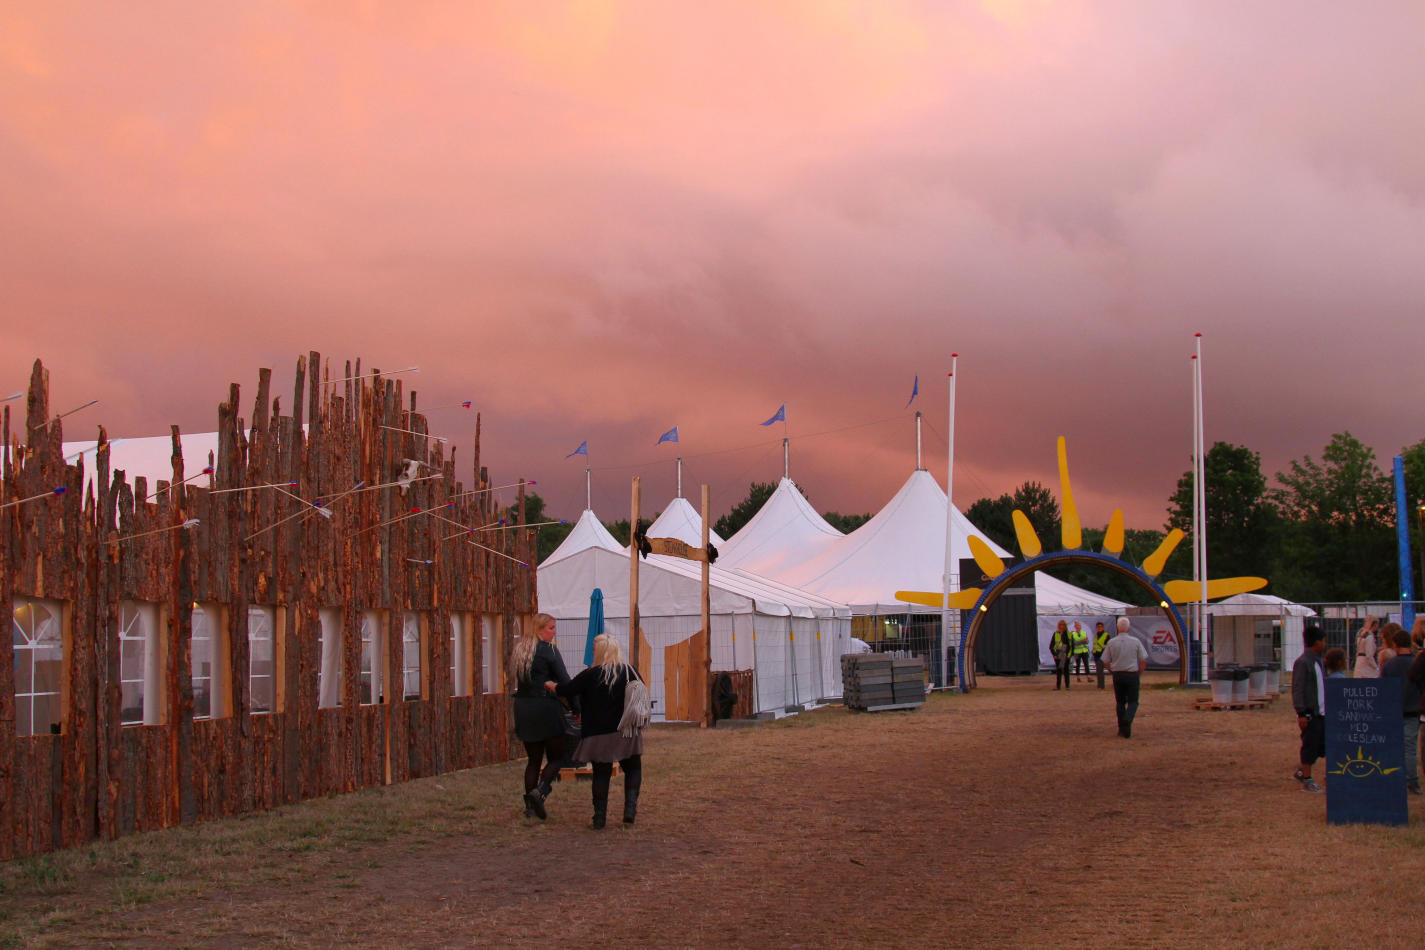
[537,508,851,719]
[718,469,1129,684]
[717,477,842,577]
[737,469,1128,615]
[646,495,727,548]
[62,432,224,491]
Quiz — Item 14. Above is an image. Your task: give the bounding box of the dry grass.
[2,674,1421,948]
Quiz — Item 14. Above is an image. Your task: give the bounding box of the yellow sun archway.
[896,437,1268,691]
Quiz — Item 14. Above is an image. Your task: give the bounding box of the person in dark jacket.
[557,633,644,829]
[512,613,576,820]
[1291,625,1327,793]
[1050,620,1071,690]
[1380,627,1420,795]
[1409,637,1425,795]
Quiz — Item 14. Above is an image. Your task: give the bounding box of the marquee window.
[13,598,64,736]
[118,601,162,725]
[318,608,342,709]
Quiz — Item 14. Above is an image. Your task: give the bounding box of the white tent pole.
[943,355,958,690]
[676,456,682,498]
[915,410,923,470]
[1196,333,1208,679]
[783,437,789,480]
[585,465,591,511]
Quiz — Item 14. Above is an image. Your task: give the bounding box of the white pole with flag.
[943,356,959,691]
[1196,333,1208,681]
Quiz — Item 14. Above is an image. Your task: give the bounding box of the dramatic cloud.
[3,1,1423,532]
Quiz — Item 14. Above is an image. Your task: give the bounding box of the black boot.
[592,805,607,829]
[523,781,552,821]
[622,758,642,825]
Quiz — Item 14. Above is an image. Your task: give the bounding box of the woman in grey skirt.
[512,613,575,820]
[557,633,644,828]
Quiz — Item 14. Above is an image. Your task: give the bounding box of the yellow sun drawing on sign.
[1328,747,1401,779]
[896,437,1268,609]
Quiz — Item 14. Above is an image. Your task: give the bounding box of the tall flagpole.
[943,355,959,691]
[585,465,591,510]
[1196,333,1208,681]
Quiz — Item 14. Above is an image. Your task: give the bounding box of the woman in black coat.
[557,633,644,829]
[512,613,575,819]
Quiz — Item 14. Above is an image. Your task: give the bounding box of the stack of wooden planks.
[842,655,925,712]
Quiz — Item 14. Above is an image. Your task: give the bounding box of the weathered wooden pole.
[629,476,641,676]
[700,484,712,727]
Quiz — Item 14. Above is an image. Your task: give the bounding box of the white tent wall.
[752,618,789,713]
[538,507,851,719]
[789,617,821,706]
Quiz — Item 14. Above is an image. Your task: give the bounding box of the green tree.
[1402,437,1425,596]
[1272,432,1394,601]
[1045,527,1184,605]
[714,481,781,538]
[965,481,1060,553]
[519,492,574,563]
[966,494,1015,551]
[1012,481,1060,546]
[1165,442,1280,580]
[822,510,872,533]
[604,516,653,547]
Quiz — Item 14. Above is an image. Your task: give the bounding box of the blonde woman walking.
[557,633,645,829]
[512,613,576,820]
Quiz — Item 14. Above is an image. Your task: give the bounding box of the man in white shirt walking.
[1100,617,1149,738]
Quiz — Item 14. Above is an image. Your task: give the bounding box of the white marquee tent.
[722,470,1129,616]
[537,508,852,720]
[62,433,223,491]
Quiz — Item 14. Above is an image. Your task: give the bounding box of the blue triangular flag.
[657,426,679,445]
[565,440,588,459]
[759,404,786,426]
[905,375,919,408]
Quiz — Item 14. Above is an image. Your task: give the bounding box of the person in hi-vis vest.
[1092,621,1111,690]
[1050,620,1072,690]
[1069,621,1091,682]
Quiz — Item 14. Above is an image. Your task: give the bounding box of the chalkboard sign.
[1325,678,1407,826]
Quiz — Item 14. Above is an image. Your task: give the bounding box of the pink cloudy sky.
[4,2,1424,530]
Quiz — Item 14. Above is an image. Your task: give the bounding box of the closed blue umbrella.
[584,588,604,667]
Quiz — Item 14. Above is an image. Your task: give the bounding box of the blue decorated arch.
[956,550,1189,692]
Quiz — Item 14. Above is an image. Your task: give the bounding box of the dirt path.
[6,675,1423,948]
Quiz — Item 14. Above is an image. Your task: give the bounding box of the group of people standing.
[511,614,646,829]
[1049,619,1114,690]
[1292,616,1425,795]
[1051,617,1149,737]
[1048,620,1111,686]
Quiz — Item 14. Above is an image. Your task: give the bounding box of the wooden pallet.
[1192,698,1271,711]
[559,763,620,782]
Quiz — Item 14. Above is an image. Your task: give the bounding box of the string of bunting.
[328,366,419,384]
[243,482,359,541]
[114,518,201,543]
[379,424,447,443]
[354,501,456,537]
[437,516,566,542]
[155,466,215,495]
[0,486,66,510]
[30,399,98,431]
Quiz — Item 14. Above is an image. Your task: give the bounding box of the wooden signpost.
[629,482,713,726]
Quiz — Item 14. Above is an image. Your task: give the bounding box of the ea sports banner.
[1035,615,1180,670]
